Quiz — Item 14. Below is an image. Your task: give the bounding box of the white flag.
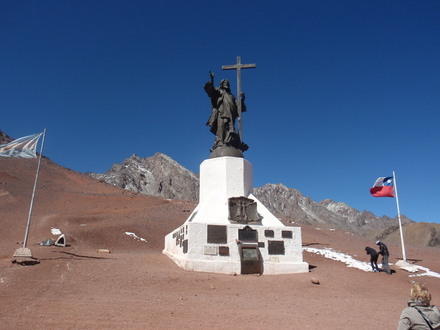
[0,133,43,158]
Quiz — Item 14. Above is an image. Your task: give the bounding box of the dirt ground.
[1,157,439,329]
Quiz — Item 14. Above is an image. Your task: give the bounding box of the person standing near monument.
[376,240,391,274]
[398,282,440,329]
[365,246,379,272]
[204,71,247,153]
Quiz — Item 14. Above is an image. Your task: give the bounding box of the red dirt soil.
[1,157,439,329]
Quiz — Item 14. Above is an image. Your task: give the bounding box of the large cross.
[222,56,256,142]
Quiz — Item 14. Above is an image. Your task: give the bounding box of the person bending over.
[365,246,379,272]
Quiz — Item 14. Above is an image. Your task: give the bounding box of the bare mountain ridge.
[88,153,199,202]
[87,153,437,243]
[2,129,437,246]
[252,183,412,237]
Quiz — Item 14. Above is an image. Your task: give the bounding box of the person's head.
[376,240,381,245]
[410,283,431,305]
[220,79,230,90]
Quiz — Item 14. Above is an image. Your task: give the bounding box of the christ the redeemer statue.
[204,57,255,158]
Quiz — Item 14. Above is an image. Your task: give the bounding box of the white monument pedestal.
[163,157,309,275]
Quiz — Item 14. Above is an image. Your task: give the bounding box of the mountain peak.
[89,153,199,202]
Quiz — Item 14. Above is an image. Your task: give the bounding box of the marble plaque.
[204,245,218,255]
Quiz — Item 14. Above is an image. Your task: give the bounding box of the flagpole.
[22,128,46,249]
[393,170,407,262]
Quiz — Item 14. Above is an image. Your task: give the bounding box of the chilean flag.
[370,176,395,197]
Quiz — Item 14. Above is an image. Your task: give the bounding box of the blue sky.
[1,1,439,224]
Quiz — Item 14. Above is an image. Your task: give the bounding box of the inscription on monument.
[173,227,186,248]
[207,225,227,244]
[239,246,262,275]
[268,241,285,255]
[204,246,218,255]
[238,225,258,242]
[218,246,230,256]
[264,230,274,238]
[183,239,188,254]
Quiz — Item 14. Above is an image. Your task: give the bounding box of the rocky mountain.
[252,183,413,238]
[87,153,199,202]
[87,153,422,241]
[0,130,13,144]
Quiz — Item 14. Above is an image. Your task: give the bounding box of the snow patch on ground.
[304,247,440,278]
[408,265,440,278]
[124,232,148,243]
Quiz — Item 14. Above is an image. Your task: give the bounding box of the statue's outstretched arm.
[204,72,216,95]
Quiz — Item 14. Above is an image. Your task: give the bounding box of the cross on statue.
[222,56,256,142]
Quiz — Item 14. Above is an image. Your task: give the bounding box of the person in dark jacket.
[365,246,379,272]
[376,240,391,274]
[398,282,440,329]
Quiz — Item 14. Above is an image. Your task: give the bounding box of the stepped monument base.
[163,157,309,275]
